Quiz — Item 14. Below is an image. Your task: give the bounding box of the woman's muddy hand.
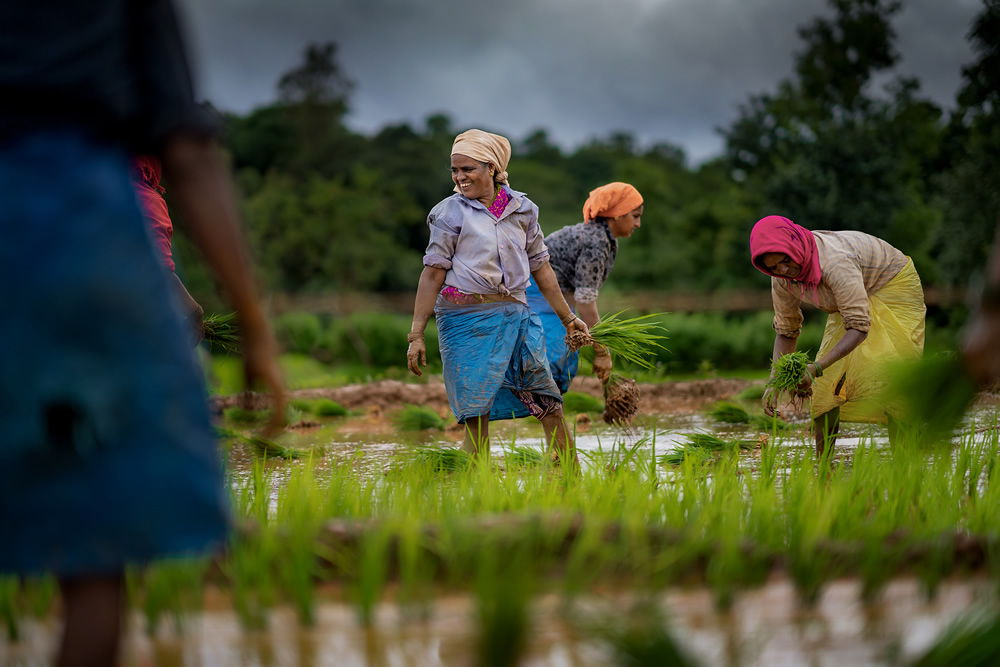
[564,316,589,336]
[762,386,777,417]
[407,333,427,376]
[592,347,612,383]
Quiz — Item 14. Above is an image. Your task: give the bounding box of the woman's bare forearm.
[411,266,447,333]
[531,262,574,322]
[816,329,867,370]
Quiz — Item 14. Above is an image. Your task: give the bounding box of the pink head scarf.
[749,215,822,290]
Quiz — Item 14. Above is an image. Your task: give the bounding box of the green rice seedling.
[733,384,767,401]
[313,398,348,417]
[475,544,533,667]
[275,463,326,626]
[597,602,700,667]
[562,390,604,414]
[766,351,814,407]
[566,310,669,370]
[290,398,315,413]
[225,531,278,631]
[504,445,544,467]
[202,312,241,355]
[243,434,307,459]
[683,432,729,451]
[224,406,266,423]
[394,403,446,431]
[0,576,19,641]
[913,608,1000,667]
[750,414,791,432]
[412,446,473,472]
[883,355,980,445]
[135,558,209,635]
[659,446,715,467]
[354,528,392,626]
[708,401,751,424]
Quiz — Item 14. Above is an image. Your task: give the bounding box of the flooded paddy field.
[4,377,1000,666]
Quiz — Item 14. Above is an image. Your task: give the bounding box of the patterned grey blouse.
[545,220,618,304]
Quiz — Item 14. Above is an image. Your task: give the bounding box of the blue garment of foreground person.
[0,1,286,664]
[526,279,579,394]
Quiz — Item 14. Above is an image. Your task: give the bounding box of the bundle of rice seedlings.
[394,404,446,431]
[884,355,979,445]
[562,391,604,414]
[313,398,349,417]
[413,447,473,472]
[504,446,544,467]
[203,312,241,355]
[602,374,640,426]
[659,446,715,467]
[682,432,729,451]
[224,406,266,423]
[766,351,815,408]
[242,434,306,459]
[565,311,668,370]
[708,401,751,424]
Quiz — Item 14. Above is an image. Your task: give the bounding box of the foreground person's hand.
[241,314,287,438]
[563,315,589,336]
[407,332,427,376]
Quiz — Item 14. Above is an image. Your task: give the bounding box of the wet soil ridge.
[225,515,993,586]
[212,377,761,418]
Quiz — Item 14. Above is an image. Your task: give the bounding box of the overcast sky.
[176,0,983,164]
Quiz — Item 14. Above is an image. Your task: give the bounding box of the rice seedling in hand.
[603,373,640,426]
[766,351,814,408]
[562,391,604,414]
[202,312,241,354]
[565,310,668,370]
[394,404,446,431]
[708,401,750,424]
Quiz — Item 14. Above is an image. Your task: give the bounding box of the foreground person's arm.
[407,266,447,376]
[162,135,287,435]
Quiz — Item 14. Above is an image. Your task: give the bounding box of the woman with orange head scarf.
[525,182,644,392]
[749,215,925,456]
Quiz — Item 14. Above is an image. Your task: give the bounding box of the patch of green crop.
[708,401,750,423]
[394,404,446,431]
[562,391,604,414]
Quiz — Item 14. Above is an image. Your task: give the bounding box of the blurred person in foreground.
[0,2,286,665]
[524,182,644,392]
[750,215,925,456]
[406,129,587,462]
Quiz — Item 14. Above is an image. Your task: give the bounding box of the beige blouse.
[771,230,908,337]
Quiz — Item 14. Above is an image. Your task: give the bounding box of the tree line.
[173,0,999,308]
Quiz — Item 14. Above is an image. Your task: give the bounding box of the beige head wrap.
[451,129,512,193]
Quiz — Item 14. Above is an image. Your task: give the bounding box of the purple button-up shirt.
[422,186,550,304]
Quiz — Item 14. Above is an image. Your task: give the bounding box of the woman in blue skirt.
[0,2,286,664]
[406,129,588,461]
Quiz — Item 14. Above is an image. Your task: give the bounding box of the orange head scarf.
[451,129,512,192]
[582,182,643,222]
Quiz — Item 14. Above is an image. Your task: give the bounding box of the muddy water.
[2,576,994,665]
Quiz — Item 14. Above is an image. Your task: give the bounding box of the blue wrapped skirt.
[0,130,229,576]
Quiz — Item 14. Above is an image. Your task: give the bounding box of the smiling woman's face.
[451,154,494,202]
[759,252,802,278]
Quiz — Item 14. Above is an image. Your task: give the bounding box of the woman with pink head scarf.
[750,216,926,456]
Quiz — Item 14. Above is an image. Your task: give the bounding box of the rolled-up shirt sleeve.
[422,210,458,269]
[525,204,550,271]
[771,278,805,338]
[823,261,872,332]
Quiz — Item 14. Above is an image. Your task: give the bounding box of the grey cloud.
[176,0,980,164]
